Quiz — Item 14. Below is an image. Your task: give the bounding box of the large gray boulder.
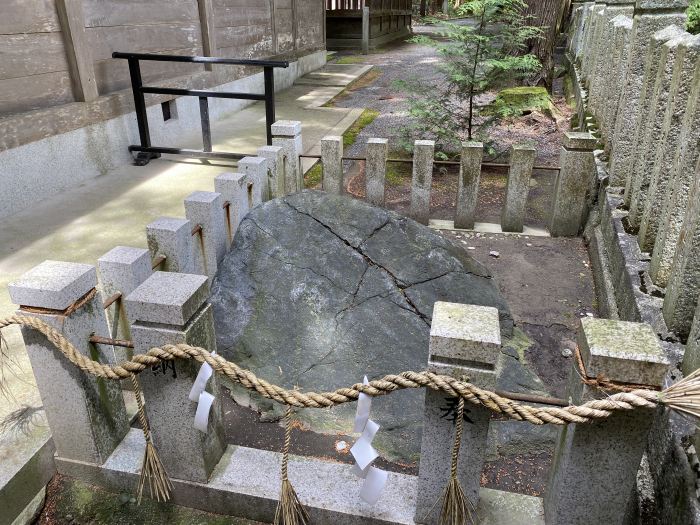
[211,191,512,461]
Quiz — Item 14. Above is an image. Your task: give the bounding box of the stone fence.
[316,131,599,238]
[567,0,700,521]
[5,117,681,524]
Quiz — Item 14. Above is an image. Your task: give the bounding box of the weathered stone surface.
[608,10,688,187]
[415,303,500,523]
[210,191,512,460]
[578,317,670,386]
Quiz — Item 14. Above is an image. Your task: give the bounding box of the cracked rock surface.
[211,191,512,461]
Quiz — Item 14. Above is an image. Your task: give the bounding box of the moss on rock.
[486,87,553,118]
[42,475,266,525]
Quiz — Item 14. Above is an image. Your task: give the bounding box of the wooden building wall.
[0,0,75,116]
[0,0,325,121]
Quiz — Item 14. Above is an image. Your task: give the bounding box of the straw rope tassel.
[274,406,310,525]
[130,374,173,504]
[436,397,477,525]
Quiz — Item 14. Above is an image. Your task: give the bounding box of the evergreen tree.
[399,0,542,149]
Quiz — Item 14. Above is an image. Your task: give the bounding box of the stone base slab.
[56,428,544,525]
[429,219,550,237]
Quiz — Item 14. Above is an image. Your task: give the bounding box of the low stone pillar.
[454,141,483,230]
[550,132,597,237]
[125,272,226,483]
[97,246,152,345]
[410,140,435,225]
[662,157,700,339]
[414,302,501,524]
[215,172,251,245]
[184,191,227,282]
[146,217,195,273]
[272,120,303,194]
[366,138,388,206]
[321,135,344,195]
[501,144,535,233]
[8,261,130,464]
[544,318,671,525]
[239,156,268,204]
[258,145,285,199]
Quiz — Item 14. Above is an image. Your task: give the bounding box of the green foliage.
[398,0,543,149]
[688,0,700,34]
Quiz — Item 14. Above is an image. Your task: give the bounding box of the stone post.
[362,6,370,55]
[97,246,152,347]
[410,140,435,225]
[501,144,535,233]
[602,16,634,143]
[662,157,700,339]
[681,297,700,376]
[550,133,597,237]
[258,145,286,199]
[215,172,251,245]
[8,261,130,464]
[588,3,636,117]
[628,31,693,229]
[545,318,671,525]
[184,191,227,282]
[146,217,195,274]
[608,0,688,187]
[321,135,344,195]
[644,36,700,282]
[366,138,388,206]
[272,120,303,195]
[125,272,226,483]
[414,302,501,524]
[239,156,268,204]
[582,5,605,80]
[454,141,483,230]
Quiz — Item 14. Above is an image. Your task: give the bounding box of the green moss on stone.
[486,87,553,118]
[51,476,265,525]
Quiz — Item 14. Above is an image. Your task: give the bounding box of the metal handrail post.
[263,67,276,146]
[127,58,152,153]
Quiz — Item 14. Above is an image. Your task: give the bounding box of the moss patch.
[41,475,264,525]
[343,109,380,148]
[486,87,553,118]
[334,55,368,65]
[304,162,323,189]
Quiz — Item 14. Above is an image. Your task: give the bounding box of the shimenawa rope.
[2,315,678,426]
[4,313,700,520]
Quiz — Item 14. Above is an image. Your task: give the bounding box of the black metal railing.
[113,52,289,165]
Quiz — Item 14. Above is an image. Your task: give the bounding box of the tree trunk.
[420,0,427,16]
[523,0,568,87]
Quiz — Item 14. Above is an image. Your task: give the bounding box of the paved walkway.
[0,62,370,520]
